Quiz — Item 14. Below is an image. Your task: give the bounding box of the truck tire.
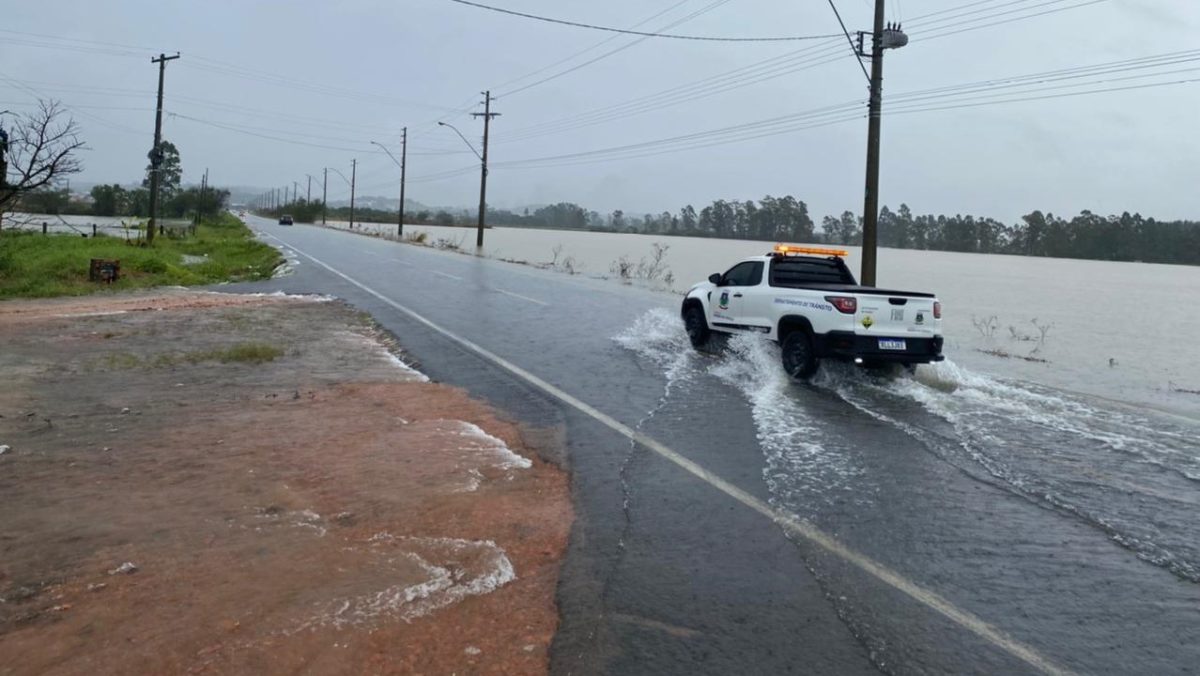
[781,330,819,379]
[683,305,711,350]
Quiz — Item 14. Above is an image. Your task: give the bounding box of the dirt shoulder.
[0,290,572,675]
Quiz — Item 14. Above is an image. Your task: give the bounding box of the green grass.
[0,213,283,299]
[97,342,284,370]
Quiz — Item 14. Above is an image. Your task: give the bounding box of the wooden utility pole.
[471,91,500,249]
[858,2,906,286]
[349,159,357,229]
[146,52,180,245]
[398,127,407,238]
[322,168,328,224]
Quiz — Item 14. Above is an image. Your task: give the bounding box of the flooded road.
[242,217,1200,675]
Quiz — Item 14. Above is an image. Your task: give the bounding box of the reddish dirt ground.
[0,291,572,675]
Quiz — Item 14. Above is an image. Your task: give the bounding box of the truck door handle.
[733,293,743,298]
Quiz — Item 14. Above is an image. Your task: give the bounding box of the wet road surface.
[231,217,1200,675]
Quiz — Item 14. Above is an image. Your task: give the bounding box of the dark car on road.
[279,215,294,225]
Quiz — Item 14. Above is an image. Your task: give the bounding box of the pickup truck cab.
[681,244,944,378]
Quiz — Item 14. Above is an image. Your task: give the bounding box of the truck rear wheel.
[781,330,819,380]
[683,305,711,350]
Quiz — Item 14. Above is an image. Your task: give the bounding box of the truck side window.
[721,261,764,286]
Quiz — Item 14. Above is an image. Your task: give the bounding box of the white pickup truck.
[681,245,944,378]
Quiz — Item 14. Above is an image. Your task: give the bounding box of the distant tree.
[434,210,455,226]
[142,139,182,198]
[823,211,862,245]
[610,209,625,230]
[680,205,697,232]
[90,184,128,216]
[126,188,151,217]
[414,209,431,222]
[0,100,85,230]
[19,186,71,214]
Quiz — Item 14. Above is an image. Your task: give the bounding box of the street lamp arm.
[327,167,353,187]
[437,122,483,161]
[370,141,404,169]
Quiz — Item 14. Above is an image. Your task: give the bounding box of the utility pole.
[146,52,180,245]
[470,91,500,249]
[293,181,299,206]
[858,3,906,286]
[399,127,407,238]
[322,168,328,224]
[307,175,312,202]
[349,159,357,229]
[197,167,208,225]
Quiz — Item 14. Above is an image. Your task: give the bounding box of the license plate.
[879,339,907,351]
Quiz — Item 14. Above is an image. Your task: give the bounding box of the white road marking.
[494,289,549,306]
[260,232,1072,676]
[434,271,463,281]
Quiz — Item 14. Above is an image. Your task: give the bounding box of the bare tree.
[0,100,85,231]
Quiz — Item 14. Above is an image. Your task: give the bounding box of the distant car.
[279,215,294,225]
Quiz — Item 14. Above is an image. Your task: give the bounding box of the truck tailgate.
[855,294,938,336]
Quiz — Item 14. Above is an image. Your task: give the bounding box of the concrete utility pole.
[470,91,500,249]
[349,159,357,229]
[146,52,180,245]
[858,2,906,286]
[399,127,407,238]
[307,175,312,202]
[370,131,408,237]
[293,181,299,206]
[322,168,328,224]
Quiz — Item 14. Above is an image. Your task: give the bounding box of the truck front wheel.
[781,330,819,380]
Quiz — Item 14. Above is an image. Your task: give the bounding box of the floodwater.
[257,218,1200,672]
[338,220,1200,420]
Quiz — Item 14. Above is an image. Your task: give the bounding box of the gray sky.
[2,0,1197,222]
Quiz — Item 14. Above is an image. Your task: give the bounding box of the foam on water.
[614,311,867,512]
[709,333,867,508]
[613,309,1200,581]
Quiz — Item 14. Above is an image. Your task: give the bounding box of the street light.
[371,132,407,238]
[328,163,356,229]
[438,120,490,248]
[437,122,482,161]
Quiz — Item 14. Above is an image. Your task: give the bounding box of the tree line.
[264,194,1199,266]
[482,197,1200,266]
[13,139,228,221]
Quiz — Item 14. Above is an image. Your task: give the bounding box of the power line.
[482,52,1198,171]
[488,0,695,93]
[447,0,841,42]
[824,0,871,82]
[497,0,735,97]
[493,0,1108,144]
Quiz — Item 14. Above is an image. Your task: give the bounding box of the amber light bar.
[773,244,848,257]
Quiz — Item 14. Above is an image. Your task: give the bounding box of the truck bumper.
[814,331,944,364]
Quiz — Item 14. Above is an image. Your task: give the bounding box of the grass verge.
[98,342,284,370]
[0,213,282,299]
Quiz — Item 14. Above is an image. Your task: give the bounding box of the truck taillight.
[825,296,857,314]
[933,301,942,319]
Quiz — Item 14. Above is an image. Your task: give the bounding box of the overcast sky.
[2,0,1196,222]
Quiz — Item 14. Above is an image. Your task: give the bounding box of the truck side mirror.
[708,273,722,285]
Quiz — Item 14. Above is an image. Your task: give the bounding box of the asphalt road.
[231,216,1200,675]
